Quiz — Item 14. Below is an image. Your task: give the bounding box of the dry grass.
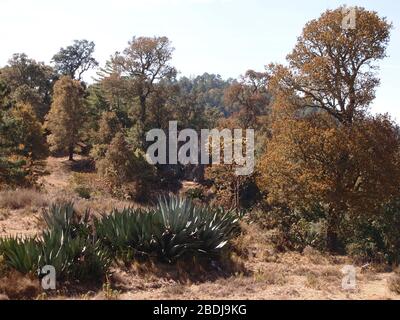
[0,270,41,300]
[388,269,400,295]
[0,189,48,210]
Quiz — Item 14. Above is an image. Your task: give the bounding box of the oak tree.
[52,40,99,81]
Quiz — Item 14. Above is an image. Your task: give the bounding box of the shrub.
[185,188,205,201]
[205,165,259,209]
[0,198,240,283]
[74,186,91,199]
[344,200,400,265]
[0,157,35,189]
[388,269,400,295]
[256,205,328,253]
[97,133,156,202]
[42,202,91,236]
[95,196,240,263]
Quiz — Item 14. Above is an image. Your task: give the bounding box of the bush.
[95,196,240,263]
[0,198,240,283]
[344,200,400,265]
[97,133,156,202]
[0,157,32,188]
[74,186,91,199]
[185,187,205,201]
[388,269,400,295]
[254,205,328,253]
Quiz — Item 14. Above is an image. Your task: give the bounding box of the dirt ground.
[0,156,399,300]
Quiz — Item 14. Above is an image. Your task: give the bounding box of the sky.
[0,0,399,120]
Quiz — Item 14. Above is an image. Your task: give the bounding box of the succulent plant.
[95,196,240,263]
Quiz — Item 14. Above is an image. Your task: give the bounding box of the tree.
[97,132,156,201]
[96,111,122,145]
[0,103,47,187]
[269,7,392,125]
[178,73,232,116]
[110,36,176,137]
[0,53,55,120]
[97,132,132,186]
[7,103,48,159]
[52,40,99,81]
[258,111,400,252]
[258,7,398,252]
[45,76,86,160]
[224,70,270,128]
[90,111,122,161]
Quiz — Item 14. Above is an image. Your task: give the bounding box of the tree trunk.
[327,212,339,253]
[68,145,74,161]
[139,95,146,126]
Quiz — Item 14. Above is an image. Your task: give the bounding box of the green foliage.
[42,202,91,236]
[6,103,48,159]
[39,228,111,282]
[75,186,91,199]
[0,53,55,120]
[52,40,98,80]
[45,76,86,160]
[0,157,31,188]
[97,133,157,202]
[344,200,400,265]
[94,208,155,260]
[0,203,111,282]
[259,205,328,253]
[154,196,240,262]
[0,198,239,282]
[259,199,400,265]
[185,188,205,201]
[0,237,40,274]
[95,196,240,263]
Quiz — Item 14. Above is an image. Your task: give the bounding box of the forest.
[1,6,400,300]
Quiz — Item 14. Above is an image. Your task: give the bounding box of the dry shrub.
[0,271,41,300]
[388,269,400,295]
[0,189,48,209]
[305,273,321,290]
[303,246,329,265]
[162,283,188,296]
[253,269,287,286]
[232,222,273,261]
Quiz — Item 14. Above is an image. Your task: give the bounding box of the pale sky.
[0,0,399,120]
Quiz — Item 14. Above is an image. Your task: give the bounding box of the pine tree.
[45,76,86,160]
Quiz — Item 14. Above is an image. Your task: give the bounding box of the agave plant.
[94,208,156,260]
[0,236,40,274]
[39,228,111,281]
[153,196,240,262]
[95,196,240,263]
[0,203,111,281]
[42,202,91,238]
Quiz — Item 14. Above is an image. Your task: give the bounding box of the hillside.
[0,156,399,300]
